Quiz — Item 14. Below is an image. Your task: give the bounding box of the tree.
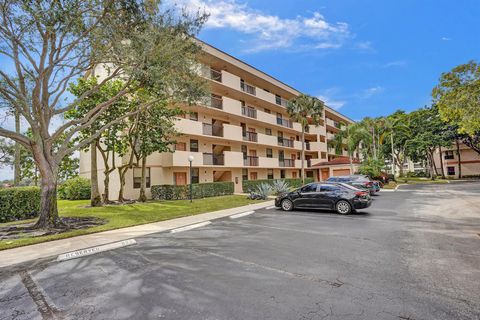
[359,156,384,178]
[0,138,14,167]
[328,122,370,173]
[287,94,324,184]
[133,94,180,202]
[0,1,207,228]
[432,61,480,155]
[67,78,131,205]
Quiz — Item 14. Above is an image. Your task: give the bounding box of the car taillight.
[355,191,367,197]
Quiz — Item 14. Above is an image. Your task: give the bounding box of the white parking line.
[57,239,137,262]
[170,221,211,233]
[266,206,276,210]
[230,211,255,219]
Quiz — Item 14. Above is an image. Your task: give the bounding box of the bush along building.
[79,41,355,200]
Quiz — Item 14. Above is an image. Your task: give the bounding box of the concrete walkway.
[0,200,274,269]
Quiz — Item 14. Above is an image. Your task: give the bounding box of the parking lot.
[1,182,480,320]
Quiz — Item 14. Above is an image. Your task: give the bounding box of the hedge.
[151,181,234,200]
[0,187,41,223]
[58,177,91,200]
[242,178,314,193]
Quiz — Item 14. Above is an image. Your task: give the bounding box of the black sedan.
[275,182,371,214]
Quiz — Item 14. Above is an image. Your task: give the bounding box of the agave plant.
[270,179,291,196]
[248,183,272,200]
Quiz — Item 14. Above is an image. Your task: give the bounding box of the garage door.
[332,169,351,176]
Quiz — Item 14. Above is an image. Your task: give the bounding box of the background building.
[433,142,480,178]
[80,41,354,199]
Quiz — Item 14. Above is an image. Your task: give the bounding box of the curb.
[0,200,274,269]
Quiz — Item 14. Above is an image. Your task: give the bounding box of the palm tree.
[328,122,371,173]
[287,94,324,184]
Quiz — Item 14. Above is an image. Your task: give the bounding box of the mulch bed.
[0,217,106,241]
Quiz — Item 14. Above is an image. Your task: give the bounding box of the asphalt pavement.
[1,182,479,320]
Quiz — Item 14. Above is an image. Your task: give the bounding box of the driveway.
[1,182,479,319]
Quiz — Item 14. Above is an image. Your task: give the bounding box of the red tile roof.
[312,156,360,167]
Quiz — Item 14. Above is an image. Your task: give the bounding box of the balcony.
[203,153,224,165]
[200,65,222,82]
[203,95,223,110]
[279,159,295,167]
[240,81,256,95]
[275,96,288,107]
[277,137,294,148]
[243,156,259,167]
[243,131,258,142]
[276,117,293,128]
[241,106,257,119]
[203,123,223,137]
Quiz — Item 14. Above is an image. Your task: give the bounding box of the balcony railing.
[203,153,224,165]
[277,137,294,148]
[305,142,311,150]
[275,96,288,107]
[203,95,223,110]
[243,131,258,142]
[279,159,295,167]
[243,156,259,166]
[209,69,222,82]
[307,159,312,167]
[240,81,256,95]
[241,106,257,119]
[202,123,223,137]
[276,117,293,128]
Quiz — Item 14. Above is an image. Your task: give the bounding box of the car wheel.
[336,200,351,215]
[281,199,294,211]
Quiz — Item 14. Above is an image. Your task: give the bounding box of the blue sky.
[173,0,480,120]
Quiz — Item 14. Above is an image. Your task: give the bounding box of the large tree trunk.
[138,156,147,202]
[13,110,21,185]
[456,139,462,178]
[301,128,305,184]
[90,141,102,207]
[99,148,114,204]
[32,146,63,229]
[438,146,445,178]
[390,132,395,177]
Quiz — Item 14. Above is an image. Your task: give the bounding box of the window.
[133,167,150,189]
[265,128,272,135]
[175,142,186,151]
[189,112,198,121]
[280,169,285,179]
[191,168,199,184]
[241,145,247,159]
[320,185,338,192]
[190,139,199,152]
[250,172,258,180]
[444,151,454,160]
[292,171,297,179]
[267,169,274,180]
[264,108,271,114]
[242,168,248,181]
[447,166,455,176]
[301,183,318,193]
[266,148,273,158]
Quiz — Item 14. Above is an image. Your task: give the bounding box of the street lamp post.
[188,155,194,203]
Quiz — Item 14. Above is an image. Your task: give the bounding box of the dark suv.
[275,182,371,214]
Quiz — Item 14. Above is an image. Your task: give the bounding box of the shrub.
[247,183,271,200]
[151,181,234,200]
[0,187,41,222]
[242,178,313,193]
[58,177,91,200]
[270,179,291,195]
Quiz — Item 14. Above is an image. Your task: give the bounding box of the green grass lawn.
[0,195,265,251]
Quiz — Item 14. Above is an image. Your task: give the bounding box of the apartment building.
[79,41,354,199]
[433,142,480,178]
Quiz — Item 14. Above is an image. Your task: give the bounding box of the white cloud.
[382,60,407,68]
[167,0,350,52]
[355,41,373,51]
[317,95,346,110]
[441,37,451,41]
[361,86,384,99]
